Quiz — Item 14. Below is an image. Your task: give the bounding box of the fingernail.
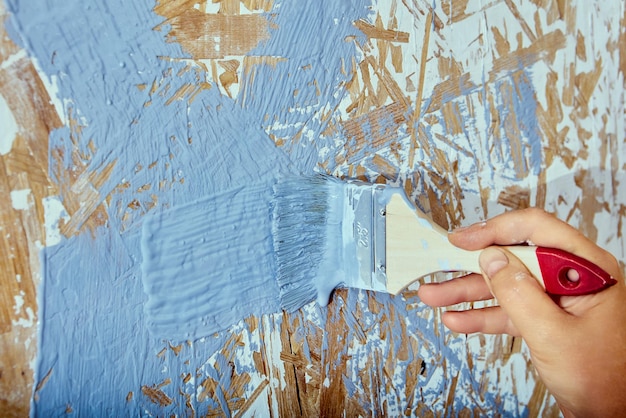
[479,248,509,278]
[451,221,486,234]
[450,225,468,233]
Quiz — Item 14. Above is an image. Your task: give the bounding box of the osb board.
[0,3,61,416]
[0,0,624,416]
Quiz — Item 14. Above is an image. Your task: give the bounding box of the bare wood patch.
[157,8,271,60]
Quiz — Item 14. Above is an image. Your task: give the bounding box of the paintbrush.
[271,175,617,312]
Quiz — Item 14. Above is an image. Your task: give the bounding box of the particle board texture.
[0,0,625,416]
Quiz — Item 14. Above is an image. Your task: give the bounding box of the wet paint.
[6,0,295,414]
[141,181,283,340]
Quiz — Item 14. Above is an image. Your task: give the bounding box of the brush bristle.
[272,175,338,312]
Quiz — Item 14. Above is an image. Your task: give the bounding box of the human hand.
[417,208,626,417]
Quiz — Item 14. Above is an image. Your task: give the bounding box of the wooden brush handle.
[384,194,616,295]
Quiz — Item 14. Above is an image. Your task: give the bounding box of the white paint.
[244,383,271,417]
[13,292,25,315]
[24,336,32,351]
[43,196,69,247]
[10,189,32,210]
[12,306,35,328]
[204,2,221,14]
[0,49,27,71]
[0,92,18,156]
[30,56,68,125]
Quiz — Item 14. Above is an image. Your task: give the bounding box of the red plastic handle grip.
[536,247,617,295]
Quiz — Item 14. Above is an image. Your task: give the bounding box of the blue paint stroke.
[7,0,294,414]
[412,69,543,203]
[506,70,543,175]
[487,70,543,181]
[288,288,532,416]
[239,0,372,174]
[141,182,282,340]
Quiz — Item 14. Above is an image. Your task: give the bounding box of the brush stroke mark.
[323,3,417,181]
[237,1,374,174]
[6,0,293,415]
[278,288,537,415]
[141,181,282,340]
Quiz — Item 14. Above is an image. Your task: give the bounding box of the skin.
[418,208,626,417]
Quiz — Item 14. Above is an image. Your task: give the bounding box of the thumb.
[479,247,570,345]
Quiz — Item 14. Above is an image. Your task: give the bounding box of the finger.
[450,208,585,249]
[418,274,493,307]
[449,208,621,278]
[442,306,520,335]
[479,246,571,345]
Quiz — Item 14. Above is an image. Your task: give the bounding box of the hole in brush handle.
[535,247,617,295]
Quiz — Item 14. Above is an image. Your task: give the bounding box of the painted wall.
[0,0,624,416]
